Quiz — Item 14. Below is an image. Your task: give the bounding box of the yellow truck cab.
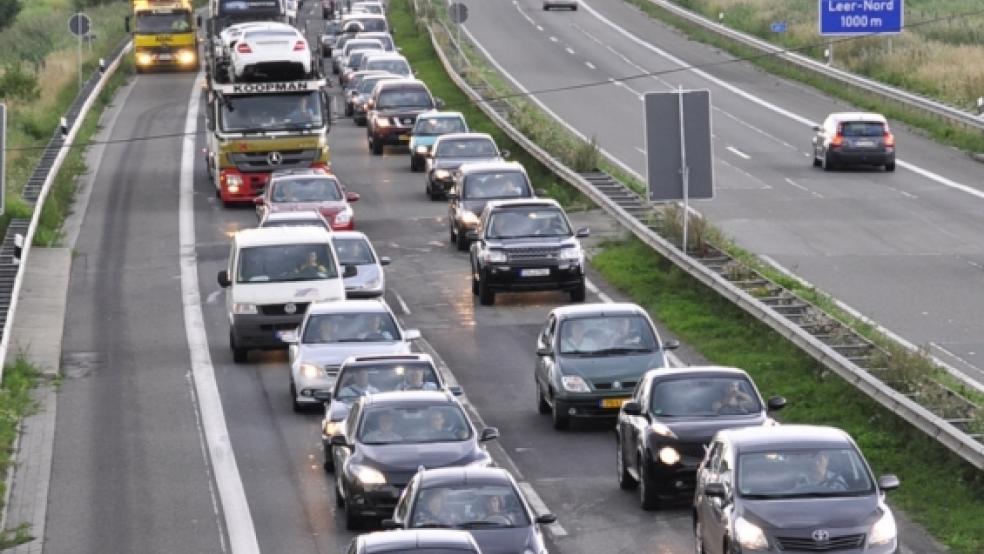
[126,0,199,72]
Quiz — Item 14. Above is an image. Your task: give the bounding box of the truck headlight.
[136,53,153,66]
[658,446,680,465]
[178,50,196,65]
[561,375,591,393]
[735,517,768,551]
[300,363,321,378]
[231,303,257,314]
[869,510,897,545]
[225,173,243,190]
[352,465,387,485]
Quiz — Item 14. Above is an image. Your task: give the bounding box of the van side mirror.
[480,427,499,442]
[404,329,421,341]
[448,385,463,396]
[346,191,361,202]
[575,227,590,238]
[217,270,231,288]
[447,190,458,200]
[767,396,787,411]
[621,401,642,416]
[661,339,680,350]
[501,149,510,159]
[379,256,391,266]
[434,98,445,109]
[330,435,348,446]
[381,519,399,530]
[196,15,203,27]
[812,124,822,132]
[253,196,265,206]
[535,514,557,525]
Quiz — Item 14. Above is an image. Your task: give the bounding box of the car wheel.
[812,151,822,167]
[410,156,419,172]
[371,138,383,156]
[471,274,479,296]
[290,381,303,413]
[344,505,361,531]
[885,161,896,172]
[616,435,637,489]
[638,457,660,510]
[455,225,470,251]
[694,520,707,554]
[478,276,495,306]
[344,103,352,117]
[323,443,334,472]
[551,397,570,430]
[230,330,247,363]
[335,479,345,507]
[569,280,586,302]
[821,151,835,171]
[536,381,550,415]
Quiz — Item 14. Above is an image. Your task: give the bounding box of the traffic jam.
[194,0,903,552]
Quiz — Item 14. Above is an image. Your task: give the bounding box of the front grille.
[776,533,865,551]
[259,302,310,316]
[505,247,560,262]
[259,323,299,331]
[228,149,320,172]
[593,380,637,391]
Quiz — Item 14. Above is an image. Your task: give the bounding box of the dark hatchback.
[534,303,679,430]
[812,112,895,171]
[367,79,444,155]
[616,367,786,509]
[424,133,505,200]
[346,529,483,554]
[448,161,534,251]
[469,199,588,306]
[385,467,555,554]
[693,425,900,554]
[332,391,499,529]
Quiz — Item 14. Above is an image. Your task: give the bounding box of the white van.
[218,226,348,362]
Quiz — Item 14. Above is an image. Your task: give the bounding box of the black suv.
[468,199,588,306]
[367,79,444,155]
[615,367,785,509]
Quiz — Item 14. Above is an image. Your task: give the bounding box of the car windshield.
[358,405,471,444]
[463,172,530,200]
[135,12,193,33]
[365,59,411,76]
[270,177,341,202]
[649,377,760,417]
[220,92,324,132]
[839,121,885,137]
[332,237,376,265]
[357,34,393,50]
[260,218,328,229]
[435,139,498,158]
[413,117,466,136]
[302,312,400,344]
[347,51,374,68]
[353,3,383,14]
[344,40,381,55]
[487,207,571,239]
[334,362,440,400]
[738,448,875,498]
[411,484,530,529]
[359,76,397,94]
[558,315,657,355]
[241,29,298,48]
[237,243,337,283]
[351,17,386,32]
[377,88,431,109]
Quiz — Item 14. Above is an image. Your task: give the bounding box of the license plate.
[854,139,875,147]
[398,134,410,142]
[520,268,550,277]
[158,54,173,60]
[600,397,630,409]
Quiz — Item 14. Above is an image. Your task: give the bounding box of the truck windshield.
[135,12,193,33]
[220,91,324,133]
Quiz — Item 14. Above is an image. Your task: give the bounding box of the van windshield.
[237,243,337,283]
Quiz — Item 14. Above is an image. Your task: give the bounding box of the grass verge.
[622,0,984,154]
[0,357,40,547]
[592,238,984,553]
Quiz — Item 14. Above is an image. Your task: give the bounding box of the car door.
[620,375,650,473]
[703,442,734,554]
[535,314,557,393]
[392,475,416,527]
[334,402,362,495]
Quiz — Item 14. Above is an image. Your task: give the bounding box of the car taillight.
[884,132,895,147]
[237,42,252,53]
[294,40,306,51]
[830,133,843,147]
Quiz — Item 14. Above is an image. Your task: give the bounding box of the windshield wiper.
[496,233,567,239]
[412,523,449,529]
[589,347,654,355]
[458,521,509,529]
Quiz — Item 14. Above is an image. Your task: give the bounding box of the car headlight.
[415,145,429,154]
[559,246,582,261]
[136,52,153,66]
[334,206,353,226]
[561,375,591,393]
[323,420,343,436]
[658,446,680,465]
[869,510,897,545]
[231,303,257,314]
[650,422,677,439]
[364,275,382,289]
[376,117,391,127]
[433,169,451,180]
[352,465,387,485]
[459,211,480,226]
[482,250,507,264]
[734,517,769,551]
[300,363,321,378]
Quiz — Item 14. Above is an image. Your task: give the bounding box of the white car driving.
[230,24,312,81]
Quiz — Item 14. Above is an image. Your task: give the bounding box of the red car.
[254,168,360,230]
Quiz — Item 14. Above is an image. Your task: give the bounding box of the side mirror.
[277,329,299,344]
[878,474,900,491]
[704,482,727,498]
[465,230,479,241]
[380,519,399,530]
[447,190,458,200]
[501,149,510,159]
[434,98,445,109]
[343,265,358,278]
[575,227,590,238]
[661,339,680,350]
[812,124,822,132]
[366,99,375,109]
[330,434,348,446]
[217,270,231,288]
[379,256,391,266]
[534,188,548,197]
[196,15,203,27]
[346,191,361,202]
[621,401,642,416]
[253,196,265,206]
[535,513,557,525]
[124,15,130,33]
[480,427,500,442]
[535,345,551,356]
[766,396,787,411]
[404,329,422,341]
[448,385,463,396]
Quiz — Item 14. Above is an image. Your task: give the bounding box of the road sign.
[69,13,91,37]
[770,21,787,33]
[819,0,903,35]
[644,90,714,203]
[1,103,5,216]
[448,2,468,24]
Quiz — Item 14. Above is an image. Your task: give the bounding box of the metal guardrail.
[0,39,133,380]
[648,0,984,133]
[419,16,984,470]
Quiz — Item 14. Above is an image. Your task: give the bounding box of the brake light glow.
[237,42,252,54]
[294,40,307,51]
[830,133,843,147]
[884,131,895,147]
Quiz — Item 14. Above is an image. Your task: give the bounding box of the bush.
[0,63,39,101]
[0,0,20,31]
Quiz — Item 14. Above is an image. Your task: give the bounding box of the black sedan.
[615,367,786,509]
[693,425,900,554]
[385,466,555,554]
[332,391,499,530]
[425,133,506,200]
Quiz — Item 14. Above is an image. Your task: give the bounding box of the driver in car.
[473,494,517,525]
[295,251,327,275]
[357,314,395,340]
[399,367,438,391]
[713,381,756,415]
[796,451,849,491]
[416,409,466,441]
[413,489,456,527]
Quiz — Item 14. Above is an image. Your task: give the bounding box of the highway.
[460,0,984,385]
[36,1,955,552]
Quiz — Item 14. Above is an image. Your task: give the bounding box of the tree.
[0,0,21,31]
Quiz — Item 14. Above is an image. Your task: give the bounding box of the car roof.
[331,230,370,240]
[361,390,457,407]
[346,38,384,47]
[721,425,854,452]
[458,161,526,175]
[417,466,514,489]
[260,211,327,221]
[342,12,386,21]
[234,226,331,247]
[551,302,647,318]
[486,198,562,211]
[416,110,465,120]
[306,299,391,316]
[433,132,495,144]
[375,78,426,90]
[270,168,334,179]
[644,366,751,381]
[828,112,888,123]
[364,52,409,62]
[360,529,479,553]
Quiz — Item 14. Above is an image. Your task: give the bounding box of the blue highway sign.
[819,0,903,35]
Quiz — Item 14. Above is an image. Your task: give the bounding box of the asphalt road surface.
[460,0,984,385]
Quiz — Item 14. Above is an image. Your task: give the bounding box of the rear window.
[839,121,885,137]
[377,88,433,109]
[365,58,410,76]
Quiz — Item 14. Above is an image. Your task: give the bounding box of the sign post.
[819,0,903,36]
[448,3,468,67]
[69,13,92,91]
[643,90,714,253]
[1,103,5,217]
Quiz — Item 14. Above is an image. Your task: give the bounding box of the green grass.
[592,238,984,553]
[622,0,984,154]
[0,357,41,543]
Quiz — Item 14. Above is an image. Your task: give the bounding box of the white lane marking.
[714,107,799,151]
[783,177,823,198]
[179,75,261,554]
[891,187,918,199]
[518,482,569,537]
[206,289,224,304]
[549,36,559,42]
[718,158,770,189]
[577,0,984,201]
[515,4,536,26]
[565,47,575,55]
[536,25,544,31]
[635,146,646,155]
[608,77,643,98]
[393,289,412,315]
[726,146,750,159]
[585,61,596,70]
